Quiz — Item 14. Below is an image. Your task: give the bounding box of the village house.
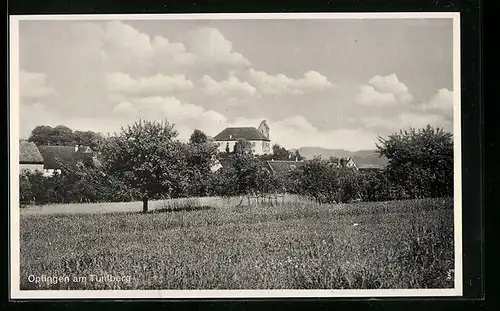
[37,145,101,176]
[19,141,45,174]
[344,157,358,170]
[213,120,272,156]
[265,159,304,179]
[328,157,359,170]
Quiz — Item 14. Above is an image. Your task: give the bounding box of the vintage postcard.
[9,13,462,299]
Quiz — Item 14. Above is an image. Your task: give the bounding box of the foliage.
[272,144,290,160]
[99,119,189,211]
[357,170,394,202]
[377,125,453,199]
[20,123,453,207]
[185,129,219,197]
[212,149,279,197]
[259,144,304,161]
[189,129,209,144]
[20,171,62,205]
[233,138,253,155]
[288,157,364,204]
[28,125,105,151]
[19,164,136,205]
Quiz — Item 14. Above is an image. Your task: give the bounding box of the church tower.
[258,120,270,139]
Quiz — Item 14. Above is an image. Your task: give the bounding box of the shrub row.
[19,156,451,206]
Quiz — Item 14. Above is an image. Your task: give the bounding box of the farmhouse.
[37,145,101,176]
[341,157,358,170]
[328,157,359,170]
[213,120,272,156]
[265,160,304,179]
[19,141,45,174]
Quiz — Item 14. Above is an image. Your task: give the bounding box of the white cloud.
[38,20,196,78]
[19,103,56,138]
[355,73,413,106]
[104,21,155,57]
[106,72,193,98]
[418,88,453,114]
[113,101,135,115]
[247,69,333,95]
[112,96,227,140]
[184,27,251,67]
[20,71,58,102]
[360,113,452,132]
[201,74,257,96]
[355,85,397,106]
[102,21,198,70]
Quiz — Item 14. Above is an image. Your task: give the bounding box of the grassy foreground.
[20,198,454,290]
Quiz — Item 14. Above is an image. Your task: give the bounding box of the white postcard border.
[9,12,463,299]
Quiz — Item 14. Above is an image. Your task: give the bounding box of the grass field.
[19,198,454,290]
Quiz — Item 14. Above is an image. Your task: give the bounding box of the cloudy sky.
[17,17,454,151]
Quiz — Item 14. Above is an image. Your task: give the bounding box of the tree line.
[20,120,454,211]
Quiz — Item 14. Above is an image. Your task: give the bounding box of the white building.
[19,141,45,174]
[213,120,273,156]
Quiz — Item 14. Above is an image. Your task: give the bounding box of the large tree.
[189,129,209,144]
[272,144,289,160]
[51,125,75,146]
[214,138,273,198]
[290,157,338,203]
[185,129,218,197]
[28,125,104,150]
[74,130,106,151]
[376,125,453,199]
[28,125,57,146]
[100,119,189,213]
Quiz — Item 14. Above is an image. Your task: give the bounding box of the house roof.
[357,164,383,170]
[266,160,304,177]
[19,141,44,164]
[213,127,270,142]
[37,146,98,170]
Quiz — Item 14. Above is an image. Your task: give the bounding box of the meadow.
[19,197,454,290]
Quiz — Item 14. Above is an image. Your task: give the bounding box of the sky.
[17,17,455,151]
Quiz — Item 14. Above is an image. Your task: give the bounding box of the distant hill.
[293,147,388,167]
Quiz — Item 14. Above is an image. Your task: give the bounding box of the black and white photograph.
[9,13,461,298]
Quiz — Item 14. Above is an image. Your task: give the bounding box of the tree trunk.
[142,196,149,213]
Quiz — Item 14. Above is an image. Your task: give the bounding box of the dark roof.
[19,141,44,164]
[214,127,270,141]
[358,164,383,170]
[266,160,304,177]
[37,146,97,170]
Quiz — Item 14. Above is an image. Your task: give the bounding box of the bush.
[287,158,363,204]
[19,165,140,206]
[377,125,453,199]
